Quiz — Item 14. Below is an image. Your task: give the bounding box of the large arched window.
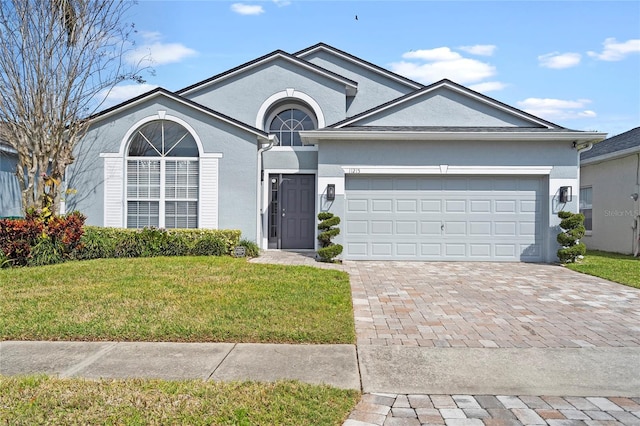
[126,120,199,228]
[266,104,317,146]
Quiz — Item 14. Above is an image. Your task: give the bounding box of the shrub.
[237,239,260,257]
[557,211,586,264]
[191,235,226,256]
[317,212,343,263]
[0,211,85,267]
[73,227,242,260]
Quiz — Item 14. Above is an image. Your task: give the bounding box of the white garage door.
[344,176,544,261]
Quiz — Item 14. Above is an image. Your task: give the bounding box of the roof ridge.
[176,48,357,96]
[294,42,423,90]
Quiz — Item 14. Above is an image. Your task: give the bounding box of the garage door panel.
[421,200,442,212]
[396,221,418,234]
[347,199,368,212]
[371,220,393,234]
[344,176,544,261]
[372,199,392,212]
[470,244,491,257]
[445,200,466,213]
[470,199,491,213]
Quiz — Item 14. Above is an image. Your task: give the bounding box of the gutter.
[301,130,608,145]
[257,135,277,248]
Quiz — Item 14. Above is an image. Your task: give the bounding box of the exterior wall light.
[326,184,335,201]
[559,186,572,203]
[631,193,639,201]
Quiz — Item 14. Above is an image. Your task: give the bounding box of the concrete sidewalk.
[0,341,360,390]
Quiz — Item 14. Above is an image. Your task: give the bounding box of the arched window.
[266,104,317,146]
[126,120,199,229]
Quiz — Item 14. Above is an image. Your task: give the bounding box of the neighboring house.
[580,127,640,256]
[6,43,607,262]
[0,142,22,218]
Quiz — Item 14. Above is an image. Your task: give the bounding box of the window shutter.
[199,157,218,229]
[103,156,124,227]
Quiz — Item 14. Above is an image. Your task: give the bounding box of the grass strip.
[0,375,360,425]
[0,256,355,344]
[566,250,640,289]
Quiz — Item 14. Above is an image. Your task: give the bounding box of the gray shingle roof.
[581,127,640,160]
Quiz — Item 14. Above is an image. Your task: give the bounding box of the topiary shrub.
[191,235,226,256]
[317,212,343,262]
[557,211,586,264]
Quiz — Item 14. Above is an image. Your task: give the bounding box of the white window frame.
[102,112,222,229]
[580,186,593,234]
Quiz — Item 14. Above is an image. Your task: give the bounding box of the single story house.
[2,43,606,262]
[580,127,640,256]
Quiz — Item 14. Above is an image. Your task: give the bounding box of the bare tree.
[0,0,144,215]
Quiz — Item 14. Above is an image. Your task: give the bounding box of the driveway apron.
[344,261,640,396]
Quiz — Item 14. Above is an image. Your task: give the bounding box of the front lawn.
[0,256,355,344]
[0,376,359,425]
[566,250,640,289]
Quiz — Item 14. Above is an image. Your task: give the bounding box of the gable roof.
[581,126,640,163]
[88,87,271,139]
[294,42,423,91]
[177,49,358,97]
[330,79,564,129]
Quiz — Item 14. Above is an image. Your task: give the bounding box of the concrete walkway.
[0,341,360,389]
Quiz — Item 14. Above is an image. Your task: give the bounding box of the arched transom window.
[267,104,317,146]
[126,120,199,229]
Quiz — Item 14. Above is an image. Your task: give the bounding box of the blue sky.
[108,0,640,137]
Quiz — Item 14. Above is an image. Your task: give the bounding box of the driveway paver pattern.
[252,251,640,426]
[344,261,640,348]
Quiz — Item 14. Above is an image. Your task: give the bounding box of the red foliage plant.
[0,211,86,266]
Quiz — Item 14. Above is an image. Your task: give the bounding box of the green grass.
[566,250,640,289]
[0,376,360,425]
[0,256,355,344]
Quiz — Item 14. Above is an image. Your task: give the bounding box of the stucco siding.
[300,50,416,117]
[262,149,318,171]
[183,59,347,129]
[581,154,640,254]
[67,96,260,241]
[353,88,539,127]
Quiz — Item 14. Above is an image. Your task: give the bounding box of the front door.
[268,174,315,249]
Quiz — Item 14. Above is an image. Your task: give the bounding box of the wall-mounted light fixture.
[631,193,639,201]
[559,186,572,203]
[326,184,335,201]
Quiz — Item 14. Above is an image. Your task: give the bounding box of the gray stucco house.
[2,43,606,262]
[580,127,640,256]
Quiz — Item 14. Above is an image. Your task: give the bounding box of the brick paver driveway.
[345,262,640,349]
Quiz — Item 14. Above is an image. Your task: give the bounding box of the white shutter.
[103,156,124,227]
[199,156,219,229]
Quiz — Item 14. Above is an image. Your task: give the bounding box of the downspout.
[257,135,276,249]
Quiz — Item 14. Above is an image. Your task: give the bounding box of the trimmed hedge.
[73,227,242,260]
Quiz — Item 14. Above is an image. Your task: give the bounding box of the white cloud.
[538,52,581,69]
[391,46,498,85]
[273,0,291,6]
[402,47,461,61]
[517,98,596,120]
[459,45,497,56]
[588,38,640,61]
[99,83,159,107]
[127,32,197,66]
[231,3,265,15]
[469,81,508,93]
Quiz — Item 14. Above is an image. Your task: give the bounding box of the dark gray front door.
[280,174,315,249]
